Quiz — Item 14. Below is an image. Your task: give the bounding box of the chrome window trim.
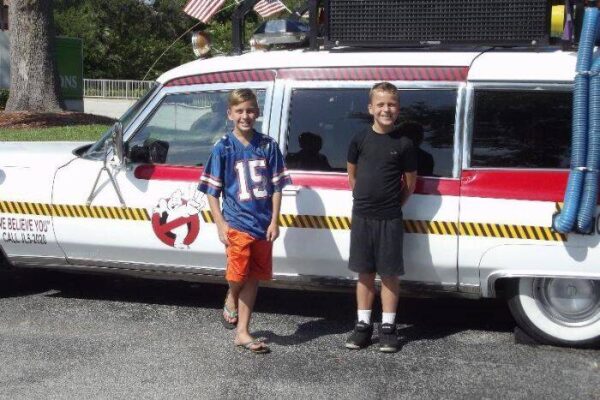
[462,83,474,170]
[464,82,573,170]
[280,80,462,177]
[453,83,466,178]
[269,79,288,149]
[83,83,163,161]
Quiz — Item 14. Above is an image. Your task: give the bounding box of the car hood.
[0,142,87,168]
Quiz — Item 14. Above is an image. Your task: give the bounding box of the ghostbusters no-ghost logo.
[151,187,206,249]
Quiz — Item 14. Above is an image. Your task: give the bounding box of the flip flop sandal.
[236,339,270,354]
[222,304,238,330]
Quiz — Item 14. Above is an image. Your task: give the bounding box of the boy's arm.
[207,194,229,245]
[266,191,282,242]
[400,170,417,207]
[347,162,357,190]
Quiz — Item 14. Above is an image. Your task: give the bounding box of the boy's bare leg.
[224,281,242,323]
[381,275,400,313]
[357,272,377,311]
[234,278,262,346]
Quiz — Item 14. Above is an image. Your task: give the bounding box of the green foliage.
[54,0,198,80]
[0,90,8,110]
[0,124,110,142]
[53,0,306,80]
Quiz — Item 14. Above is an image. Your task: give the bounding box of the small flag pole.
[142,1,239,81]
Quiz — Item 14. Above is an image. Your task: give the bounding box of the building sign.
[56,36,83,100]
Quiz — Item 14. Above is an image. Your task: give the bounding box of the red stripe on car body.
[134,165,460,196]
[277,67,468,81]
[460,170,568,202]
[164,67,468,87]
[165,70,276,86]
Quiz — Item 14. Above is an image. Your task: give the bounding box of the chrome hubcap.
[534,278,600,327]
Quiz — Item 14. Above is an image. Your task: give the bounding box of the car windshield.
[83,82,161,159]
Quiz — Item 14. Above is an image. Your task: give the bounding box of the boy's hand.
[266,222,279,242]
[217,222,230,246]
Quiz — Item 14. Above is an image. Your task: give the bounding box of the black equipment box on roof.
[326,0,552,48]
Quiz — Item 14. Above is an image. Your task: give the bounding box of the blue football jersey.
[198,130,291,239]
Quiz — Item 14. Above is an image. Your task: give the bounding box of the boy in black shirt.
[346,82,417,353]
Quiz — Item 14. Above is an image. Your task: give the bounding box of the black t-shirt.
[347,127,417,219]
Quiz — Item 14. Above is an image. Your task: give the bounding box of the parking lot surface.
[0,270,598,400]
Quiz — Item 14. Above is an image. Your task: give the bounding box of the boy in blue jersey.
[198,89,291,354]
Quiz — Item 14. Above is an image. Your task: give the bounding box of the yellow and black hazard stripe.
[0,200,150,221]
[0,200,565,242]
[456,221,565,242]
[199,211,564,242]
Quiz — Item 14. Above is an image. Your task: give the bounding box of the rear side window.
[471,89,572,169]
[285,88,457,177]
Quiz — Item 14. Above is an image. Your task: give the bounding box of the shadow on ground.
[1,269,517,347]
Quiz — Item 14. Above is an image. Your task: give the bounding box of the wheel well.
[0,246,12,269]
[493,278,516,299]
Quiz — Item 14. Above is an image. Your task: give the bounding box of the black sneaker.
[379,323,399,353]
[345,321,373,349]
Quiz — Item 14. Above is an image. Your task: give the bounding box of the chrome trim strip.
[453,84,466,178]
[470,82,572,90]
[458,283,481,295]
[486,272,600,298]
[462,83,474,169]
[10,255,70,267]
[269,78,288,149]
[10,256,473,296]
[281,81,462,90]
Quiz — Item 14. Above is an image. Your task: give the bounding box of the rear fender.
[479,244,600,297]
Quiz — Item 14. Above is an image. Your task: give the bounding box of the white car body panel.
[0,49,597,301]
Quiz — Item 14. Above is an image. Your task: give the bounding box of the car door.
[271,69,463,289]
[459,83,574,292]
[52,75,274,273]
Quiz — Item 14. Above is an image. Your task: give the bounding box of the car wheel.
[507,277,600,346]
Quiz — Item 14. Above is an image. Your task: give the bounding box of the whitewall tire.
[508,277,600,346]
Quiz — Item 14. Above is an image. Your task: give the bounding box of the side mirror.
[127,139,169,164]
[111,122,125,165]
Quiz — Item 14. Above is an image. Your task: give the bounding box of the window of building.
[127,89,266,166]
[471,89,572,169]
[286,88,457,177]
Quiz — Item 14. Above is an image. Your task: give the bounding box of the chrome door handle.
[283,185,302,196]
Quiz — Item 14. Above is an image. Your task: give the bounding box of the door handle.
[283,185,302,196]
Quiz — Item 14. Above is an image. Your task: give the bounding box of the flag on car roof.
[254,0,287,18]
[183,0,226,23]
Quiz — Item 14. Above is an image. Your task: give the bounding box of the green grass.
[0,124,110,142]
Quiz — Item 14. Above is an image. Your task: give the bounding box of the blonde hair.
[369,82,399,102]
[228,88,259,108]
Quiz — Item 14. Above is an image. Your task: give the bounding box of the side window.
[285,88,457,177]
[471,89,572,169]
[128,89,266,166]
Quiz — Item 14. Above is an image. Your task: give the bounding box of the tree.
[52,0,306,80]
[6,0,63,112]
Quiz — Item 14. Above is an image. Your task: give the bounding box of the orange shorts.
[225,228,273,283]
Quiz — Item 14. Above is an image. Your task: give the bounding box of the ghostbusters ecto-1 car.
[2,0,600,347]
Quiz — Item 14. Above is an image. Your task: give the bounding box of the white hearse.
[2,1,600,347]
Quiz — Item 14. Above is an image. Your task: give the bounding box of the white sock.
[357,309,372,325]
[382,312,396,325]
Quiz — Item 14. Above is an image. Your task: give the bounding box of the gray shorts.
[348,214,405,277]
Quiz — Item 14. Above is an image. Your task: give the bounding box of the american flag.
[253,0,287,18]
[183,0,226,23]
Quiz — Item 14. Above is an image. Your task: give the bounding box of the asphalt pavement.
[0,269,598,400]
